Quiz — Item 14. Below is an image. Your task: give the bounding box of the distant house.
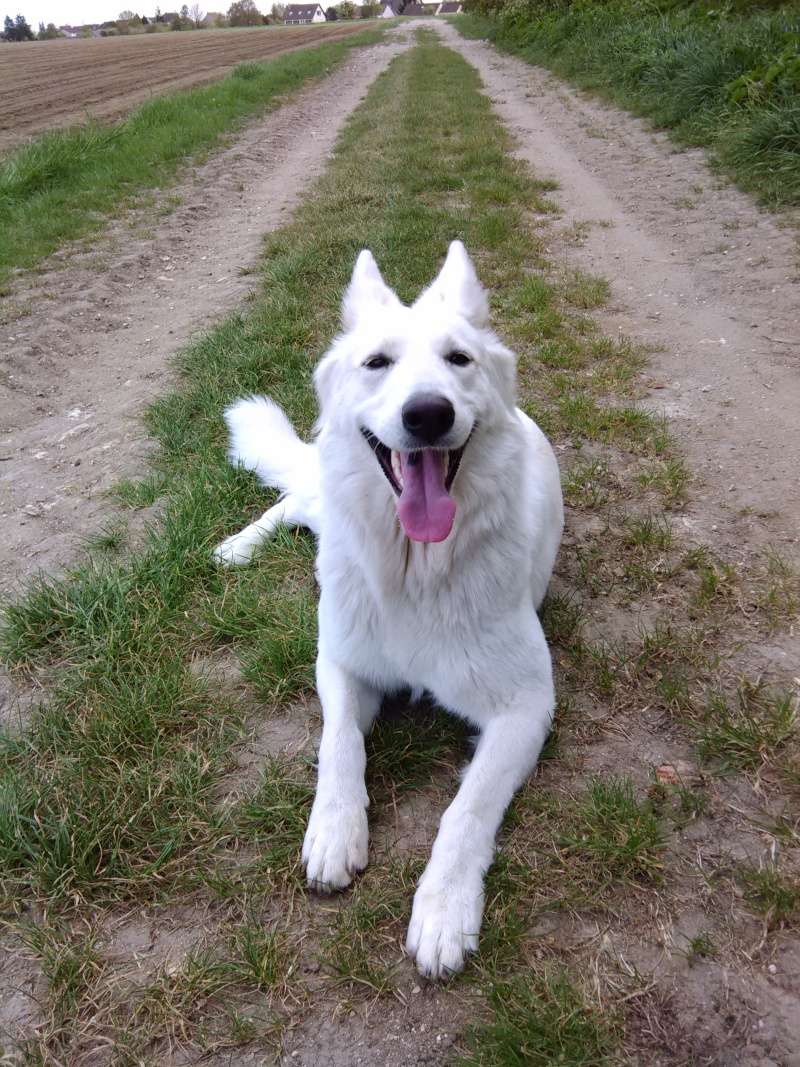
[379,0,402,14]
[203,10,225,23]
[436,1,462,11]
[402,2,433,12]
[284,3,326,22]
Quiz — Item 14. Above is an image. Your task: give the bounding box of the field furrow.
[0,23,369,151]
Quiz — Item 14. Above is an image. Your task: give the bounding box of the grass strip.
[0,25,386,287]
[456,2,800,209]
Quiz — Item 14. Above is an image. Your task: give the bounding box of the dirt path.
[3,21,800,1065]
[439,22,800,562]
[0,24,369,153]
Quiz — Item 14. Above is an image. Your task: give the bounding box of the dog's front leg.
[214,499,291,567]
[302,653,380,892]
[406,688,553,979]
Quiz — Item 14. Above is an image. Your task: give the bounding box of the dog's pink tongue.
[397,451,455,543]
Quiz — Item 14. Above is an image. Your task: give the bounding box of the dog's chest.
[320,532,522,683]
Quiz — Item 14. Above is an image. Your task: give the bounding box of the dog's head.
[315,241,517,544]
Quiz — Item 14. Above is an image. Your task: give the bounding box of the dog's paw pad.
[302,800,368,892]
[406,876,482,980]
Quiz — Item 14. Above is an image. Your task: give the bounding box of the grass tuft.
[740,864,799,928]
[458,970,617,1066]
[698,681,796,773]
[559,777,665,884]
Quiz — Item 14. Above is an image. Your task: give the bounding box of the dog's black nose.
[402,393,455,445]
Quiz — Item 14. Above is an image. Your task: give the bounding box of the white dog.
[215,241,563,979]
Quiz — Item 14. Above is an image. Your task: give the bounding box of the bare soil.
[2,20,800,1067]
[0,23,368,153]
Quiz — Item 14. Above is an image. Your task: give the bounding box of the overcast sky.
[6,0,225,26]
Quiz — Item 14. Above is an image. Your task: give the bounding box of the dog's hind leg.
[406,679,554,979]
[302,653,381,891]
[213,493,315,567]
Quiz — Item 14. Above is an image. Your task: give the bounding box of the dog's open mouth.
[361,429,468,544]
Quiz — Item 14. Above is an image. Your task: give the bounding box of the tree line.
[2,0,385,40]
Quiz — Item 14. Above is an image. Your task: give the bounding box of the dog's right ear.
[342,250,401,331]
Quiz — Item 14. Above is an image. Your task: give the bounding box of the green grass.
[740,864,800,927]
[456,2,800,209]
[558,777,665,884]
[698,681,796,773]
[0,25,386,285]
[458,971,617,1067]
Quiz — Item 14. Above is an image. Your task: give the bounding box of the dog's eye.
[363,354,392,370]
[445,351,472,367]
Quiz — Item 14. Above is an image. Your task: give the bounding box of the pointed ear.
[415,240,489,329]
[341,250,401,331]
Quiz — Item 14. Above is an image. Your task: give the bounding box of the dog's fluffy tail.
[224,395,318,500]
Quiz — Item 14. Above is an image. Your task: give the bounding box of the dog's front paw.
[213,532,256,567]
[406,868,483,980]
[302,798,368,892]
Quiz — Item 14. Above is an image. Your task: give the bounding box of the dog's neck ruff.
[360,429,469,543]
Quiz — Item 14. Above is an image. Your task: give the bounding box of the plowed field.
[0,23,368,152]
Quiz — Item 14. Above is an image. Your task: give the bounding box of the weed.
[232,759,314,890]
[686,931,716,963]
[85,520,128,553]
[113,473,168,508]
[320,890,401,995]
[756,547,799,631]
[673,783,708,825]
[623,513,673,551]
[229,923,297,995]
[563,458,616,509]
[637,456,690,505]
[562,270,611,310]
[16,921,103,1022]
[540,591,584,647]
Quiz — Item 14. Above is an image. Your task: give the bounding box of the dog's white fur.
[215,242,563,979]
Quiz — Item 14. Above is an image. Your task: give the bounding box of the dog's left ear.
[342,250,401,331]
[415,240,489,329]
